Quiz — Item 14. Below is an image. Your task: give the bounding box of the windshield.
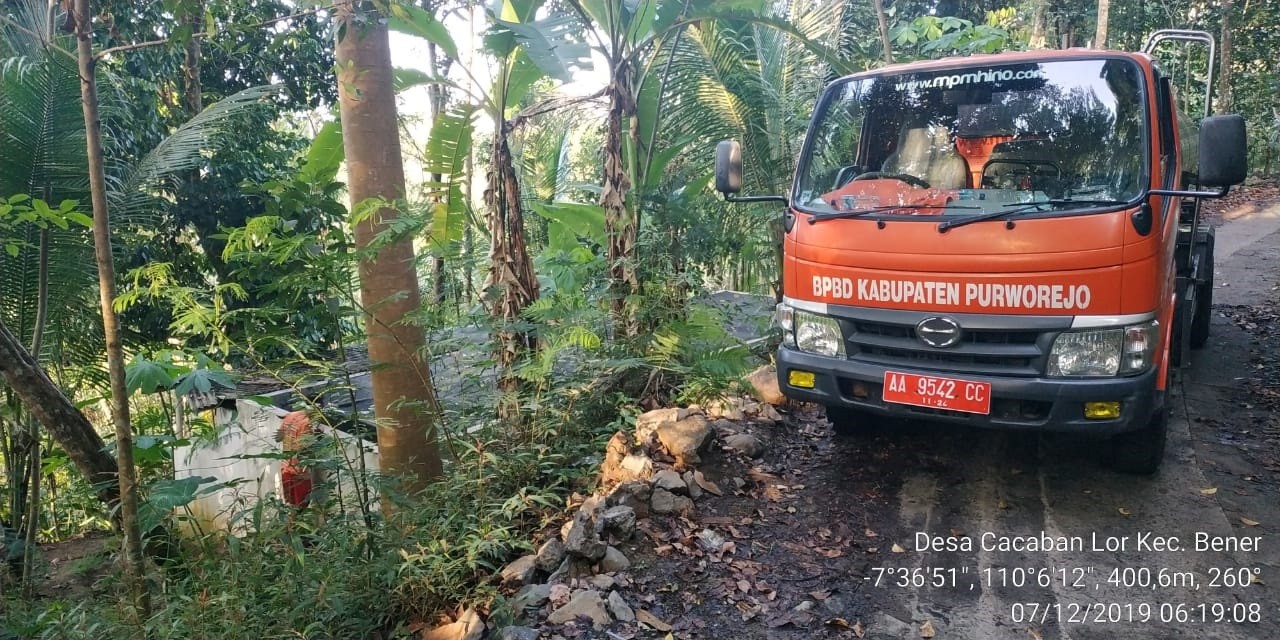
[795,58,1146,217]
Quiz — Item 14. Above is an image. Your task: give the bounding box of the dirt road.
[615,194,1280,639]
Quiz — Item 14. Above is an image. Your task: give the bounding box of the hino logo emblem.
[916,317,962,348]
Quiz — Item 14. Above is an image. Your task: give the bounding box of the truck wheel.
[825,406,876,436]
[1106,405,1168,475]
[1190,236,1214,349]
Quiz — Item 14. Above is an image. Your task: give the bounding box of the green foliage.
[890,12,1017,59]
[644,303,752,406]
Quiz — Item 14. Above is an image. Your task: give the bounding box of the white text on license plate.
[882,371,992,415]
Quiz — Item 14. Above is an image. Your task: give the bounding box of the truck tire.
[1106,404,1168,475]
[825,406,876,436]
[1190,235,1214,349]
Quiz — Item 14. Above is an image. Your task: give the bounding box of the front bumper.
[778,347,1159,435]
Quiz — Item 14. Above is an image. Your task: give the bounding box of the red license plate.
[882,371,992,415]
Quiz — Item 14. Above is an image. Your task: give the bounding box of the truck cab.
[717,40,1247,473]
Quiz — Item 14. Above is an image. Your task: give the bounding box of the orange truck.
[716,31,1247,473]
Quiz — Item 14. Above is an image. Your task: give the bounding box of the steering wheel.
[851,171,931,189]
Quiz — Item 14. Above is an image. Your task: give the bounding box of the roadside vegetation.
[1,0,1277,637]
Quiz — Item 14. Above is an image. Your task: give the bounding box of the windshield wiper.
[937,198,1130,233]
[808,203,979,224]
[1001,198,1131,208]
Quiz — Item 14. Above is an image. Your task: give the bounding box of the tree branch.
[95,6,330,60]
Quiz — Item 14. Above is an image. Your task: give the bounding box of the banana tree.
[390,0,588,425]
[562,0,852,333]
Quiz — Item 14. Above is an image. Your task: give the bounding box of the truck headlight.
[1047,321,1157,377]
[776,303,795,346]
[793,309,845,358]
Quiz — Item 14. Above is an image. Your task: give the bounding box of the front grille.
[842,316,1057,376]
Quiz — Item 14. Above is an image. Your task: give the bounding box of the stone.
[497,627,540,640]
[500,554,538,586]
[723,432,765,458]
[599,546,631,573]
[652,469,687,494]
[422,607,484,640]
[605,481,652,519]
[695,528,726,553]
[548,556,594,584]
[650,487,694,516]
[619,454,654,480]
[562,510,606,562]
[710,418,738,434]
[599,431,633,485]
[586,574,616,591]
[535,538,566,573]
[598,505,636,541]
[745,365,787,406]
[511,583,551,611]
[756,403,783,423]
[655,415,713,466]
[703,397,747,420]
[634,407,690,442]
[577,495,606,519]
[546,589,611,626]
[607,590,635,622]
[681,470,702,500]
[876,613,915,637]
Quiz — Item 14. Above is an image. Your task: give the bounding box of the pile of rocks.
[424,365,786,639]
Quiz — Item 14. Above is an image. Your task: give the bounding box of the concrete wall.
[173,398,379,534]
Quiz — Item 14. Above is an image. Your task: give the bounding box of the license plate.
[882,371,992,415]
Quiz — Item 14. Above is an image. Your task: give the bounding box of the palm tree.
[655,1,853,293]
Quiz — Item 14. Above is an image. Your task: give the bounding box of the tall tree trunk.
[336,0,443,491]
[1094,0,1110,48]
[182,0,204,115]
[602,63,639,338]
[1217,0,1233,113]
[21,229,50,585]
[1030,0,1047,49]
[484,129,539,424]
[872,0,893,64]
[72,0,149,620]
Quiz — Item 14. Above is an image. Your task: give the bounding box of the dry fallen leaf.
[1200,487,1218,496]
[695,470,723,496]
[997,498,1009,510]
[853,620,866,638]
[920,619,936,638]
[1250,573,1264,585]
[809,590,832,601]
[636,610,673,632]
[1240,517,1261,527]
[825,617,849,627]
[1028,628,1044,640]
[891,543,906,553]
[1119,508,1132,516]
[865,528,879,538]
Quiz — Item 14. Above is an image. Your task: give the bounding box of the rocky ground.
[442,186,1280,640]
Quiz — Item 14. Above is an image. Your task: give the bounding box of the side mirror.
[1198,114,1247,187]
[715,140,742,194]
